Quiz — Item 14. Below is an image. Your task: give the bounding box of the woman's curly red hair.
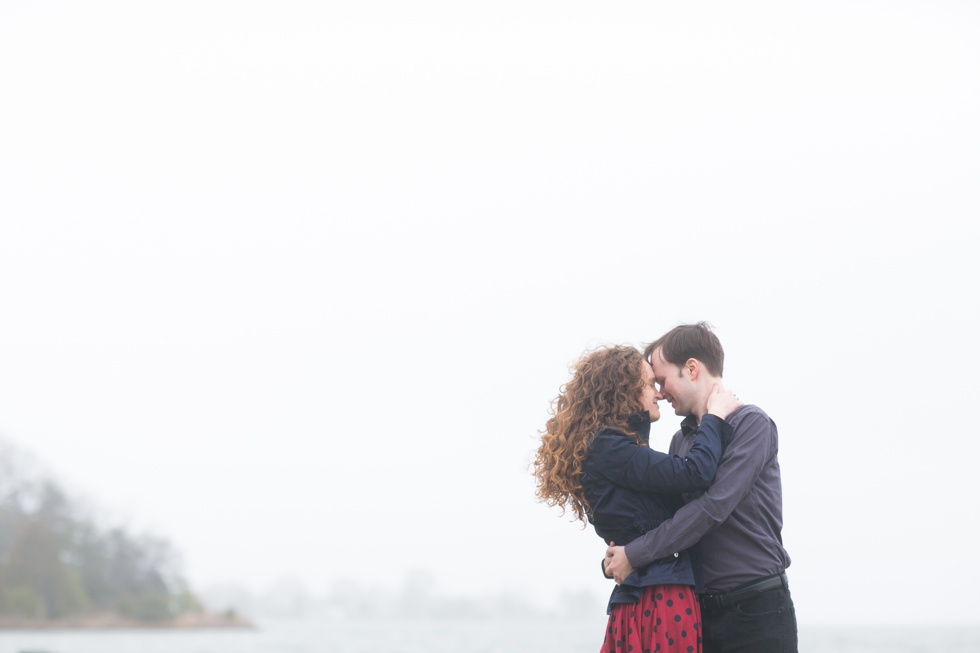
[532,345,646,524]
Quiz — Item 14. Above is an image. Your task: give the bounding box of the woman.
[533,345,740,653]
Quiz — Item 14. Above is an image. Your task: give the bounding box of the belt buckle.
[700,592,726,610]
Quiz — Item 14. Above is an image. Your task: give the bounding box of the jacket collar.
[626,411,651,446]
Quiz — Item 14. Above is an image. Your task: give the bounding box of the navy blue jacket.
[582,414,732,610]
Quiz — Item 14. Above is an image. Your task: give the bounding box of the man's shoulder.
[731,403,769,417]
[728,404,775,430]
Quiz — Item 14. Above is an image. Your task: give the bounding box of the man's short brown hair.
[644,322,725,377]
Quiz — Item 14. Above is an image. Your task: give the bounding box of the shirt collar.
[680,414,700,438]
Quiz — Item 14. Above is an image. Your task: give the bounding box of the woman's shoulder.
[591,426,631,443]
[585,427,636,475]
[588,427,636,458]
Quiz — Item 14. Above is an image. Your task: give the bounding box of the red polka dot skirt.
[600,584,701,653]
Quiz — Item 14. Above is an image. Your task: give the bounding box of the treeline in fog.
[0,439,204,624]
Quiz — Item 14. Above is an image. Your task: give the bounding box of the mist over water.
[195,572,606,623]
[2,620,979,653]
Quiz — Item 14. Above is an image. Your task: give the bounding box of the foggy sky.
[1,0,978,627]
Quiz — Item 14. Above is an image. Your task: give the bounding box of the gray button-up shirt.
[623,404,792,592]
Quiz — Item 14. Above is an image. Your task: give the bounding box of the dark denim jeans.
[699,585,798,653]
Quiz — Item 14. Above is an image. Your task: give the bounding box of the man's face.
[650,348,695,417]
[640,361,662,422]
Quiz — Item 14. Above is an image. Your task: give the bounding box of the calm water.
[1,618,978,653]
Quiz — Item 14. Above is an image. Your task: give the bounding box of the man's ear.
[685,358,700,380]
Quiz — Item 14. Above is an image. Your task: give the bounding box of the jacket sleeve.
[623,408,777,568]
[591,415,732,494]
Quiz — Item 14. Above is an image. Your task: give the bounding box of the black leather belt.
[699,572,787,610]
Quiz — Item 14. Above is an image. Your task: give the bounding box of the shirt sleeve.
[623,408,777,568]
[591,415,732,494]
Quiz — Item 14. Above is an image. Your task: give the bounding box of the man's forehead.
[650,349,673,373]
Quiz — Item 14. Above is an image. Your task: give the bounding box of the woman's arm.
[592,415,733,493]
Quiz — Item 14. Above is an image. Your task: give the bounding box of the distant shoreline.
[0,612,256,631]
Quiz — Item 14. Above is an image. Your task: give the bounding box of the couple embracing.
[533,322,797,653]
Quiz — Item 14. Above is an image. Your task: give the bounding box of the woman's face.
[640,361,662,422]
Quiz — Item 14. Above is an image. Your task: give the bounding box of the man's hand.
[603,543,634,584]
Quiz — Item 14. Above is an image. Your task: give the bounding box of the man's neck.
[692,377,722,423]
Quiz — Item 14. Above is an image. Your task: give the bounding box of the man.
[603,322,797,653]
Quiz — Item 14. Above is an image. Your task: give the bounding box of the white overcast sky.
[1,0,978,628]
